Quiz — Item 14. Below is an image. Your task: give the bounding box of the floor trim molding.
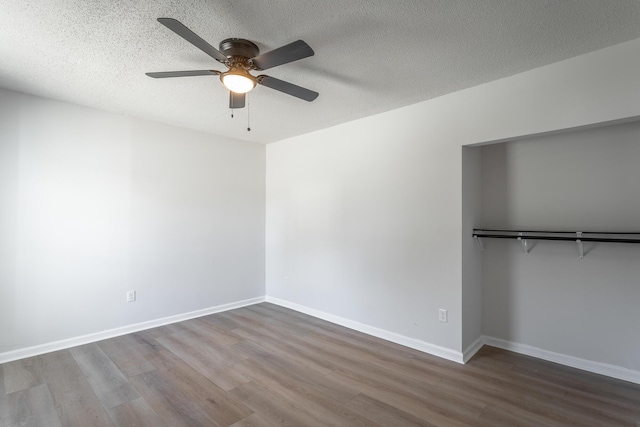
[6,296,637,385]
[0,296,266,364]
[265,296,464,364]
[263,298,640,385]
[483,336,640,385]
[462,335,485,363]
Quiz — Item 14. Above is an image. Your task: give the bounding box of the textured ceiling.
[2,1,640,143]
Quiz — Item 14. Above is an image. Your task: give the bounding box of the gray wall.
[481,121,640,370]
[0,90,266,355]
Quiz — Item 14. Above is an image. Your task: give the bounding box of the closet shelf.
[472,229,640,259]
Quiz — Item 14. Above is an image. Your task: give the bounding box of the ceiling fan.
[146,18,319,109]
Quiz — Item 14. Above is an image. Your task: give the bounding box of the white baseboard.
[7,295,637,385]
[462,335,485,363]
[265,296,464,364]
[0,296,265,364]
[263,298,640,385]
[483,336,640,385]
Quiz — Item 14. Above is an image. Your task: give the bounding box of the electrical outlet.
[439,309,447,323]
[284,276,289,286]
[127,290,136,302]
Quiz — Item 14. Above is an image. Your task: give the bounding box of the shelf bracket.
[474,235,484,252]
[518,233,529,255]
[577,232,584,259]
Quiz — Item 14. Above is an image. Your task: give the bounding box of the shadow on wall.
[479,141,514,342]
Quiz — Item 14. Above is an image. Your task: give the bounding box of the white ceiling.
[2,1,640,144]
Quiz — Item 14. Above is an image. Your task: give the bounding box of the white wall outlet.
[284,276,289,286]
[127,290,136,302]
[439,309,447,323]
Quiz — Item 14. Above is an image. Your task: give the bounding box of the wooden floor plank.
[38,350,115,427]
[299,330,445,387]
[329,367,483,426]
[230,379,380,427]
[130,347,252,427]
[0,364,8,427]
[235,339,359,404]
[432,346,640,426]
[229,413,287,427]
[1,302,639,426]
[234,306,455,387]
[234,358,379,427]
[475,404,553,427]
[69,343,140,409]
[126,330,166,359]
[233,326,335,375]
[4,383,61,427]
[2,356,44,394]
[183,317,244,346]
[226,310,359,376]
[106,397,167,427]
[200,312,244,331]
[217,310,282,335]
[161,328,248,366]
[229,381,313,427]
[156,331,250,391]
[129,370,219,427]
[97,334,156,378]
[344,393,436,427]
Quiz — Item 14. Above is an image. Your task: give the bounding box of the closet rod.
[472,229,640,244]
[473,229,640,258]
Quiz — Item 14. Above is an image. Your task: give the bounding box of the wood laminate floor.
[1,303,639,426]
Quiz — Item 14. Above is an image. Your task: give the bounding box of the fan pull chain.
[231,108,234,119]
[247,94,251,132]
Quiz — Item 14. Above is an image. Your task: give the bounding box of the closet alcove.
[462,119,640,372]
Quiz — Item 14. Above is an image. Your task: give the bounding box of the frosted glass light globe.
[222,72,255,94]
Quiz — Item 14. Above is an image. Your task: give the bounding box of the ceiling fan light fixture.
[147,20,319,106]
[221,69,256,94]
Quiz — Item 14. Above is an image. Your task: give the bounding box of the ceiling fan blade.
[251,40,314,70]
[229,92,246,109]
[257,75,318,102]
[157,18,227,63]
[146,70,221,78]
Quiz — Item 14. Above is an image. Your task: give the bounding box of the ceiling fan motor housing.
[219,38,260,63]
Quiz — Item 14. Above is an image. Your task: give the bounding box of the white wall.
[461,147,483,354]
[0,90,265,356]
[481,121,640,371]
[266,113,464,351]
[0,91,20,352]
[266,37,640,357]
